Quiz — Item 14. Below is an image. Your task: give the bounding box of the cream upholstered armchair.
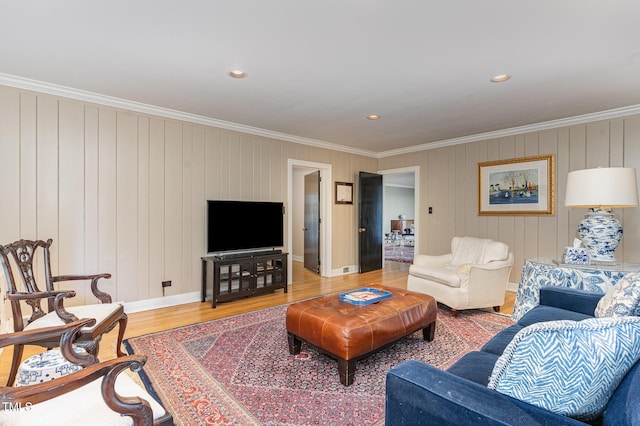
[407,236,514,316]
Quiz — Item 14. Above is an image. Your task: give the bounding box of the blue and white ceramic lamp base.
[578,209,622,264]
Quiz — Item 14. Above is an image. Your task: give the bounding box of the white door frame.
[378,166,420,259]
[287,159,333,280]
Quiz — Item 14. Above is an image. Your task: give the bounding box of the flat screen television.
[207,200,284,254]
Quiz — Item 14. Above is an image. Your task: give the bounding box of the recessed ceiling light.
[367,115,380,120]
[491,74,511,83]
[229,70,246,78]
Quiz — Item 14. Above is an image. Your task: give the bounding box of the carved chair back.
[0,239,56,332]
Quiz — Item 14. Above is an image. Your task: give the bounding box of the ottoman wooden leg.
[338,358,356,386]
[287,332,302,355]
[422,321,436,342]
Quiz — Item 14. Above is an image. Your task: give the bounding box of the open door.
[358,171,383,273]
[303,170,320,273]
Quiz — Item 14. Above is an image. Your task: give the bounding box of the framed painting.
[478,154,555,216]
[335,181,353,204]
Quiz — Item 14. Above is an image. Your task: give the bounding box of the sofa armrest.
[539,286,602,316]
[412,253,452,267]
[386,360,585,426]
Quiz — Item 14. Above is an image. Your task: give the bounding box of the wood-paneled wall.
[0,85,376,306]
[379,116,640,281]
[2,82,640,308]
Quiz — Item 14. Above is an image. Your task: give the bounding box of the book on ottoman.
[339,288,392,305]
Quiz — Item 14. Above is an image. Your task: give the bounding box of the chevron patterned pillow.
[595,272,640,317]
[488,317,640,421]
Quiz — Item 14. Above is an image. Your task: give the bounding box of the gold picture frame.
[335,181,353,204]
[478,154,555,216]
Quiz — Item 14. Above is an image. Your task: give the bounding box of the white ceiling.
[2,1,640,156]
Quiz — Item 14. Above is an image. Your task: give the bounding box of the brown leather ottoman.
[285,286,437,386]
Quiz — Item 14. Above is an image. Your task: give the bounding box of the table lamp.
[565,167,639,264]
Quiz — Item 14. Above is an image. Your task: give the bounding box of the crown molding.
[0,73,379,158]
[2,72,639,160]
[377,104,640,158]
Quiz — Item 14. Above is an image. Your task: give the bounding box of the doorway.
[380,167,419,266]
[288,159,333,282]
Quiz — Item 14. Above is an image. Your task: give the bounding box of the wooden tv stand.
[201,251,288,308]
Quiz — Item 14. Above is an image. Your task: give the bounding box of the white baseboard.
[118,279,518,314]
[331,265,358,276]
[292,254,304,262]
[123,291,201,314]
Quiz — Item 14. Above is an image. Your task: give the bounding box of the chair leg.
[115,313,128,357]
[493,306,501,312]
[451,309,458,317]
[7,344,24,386]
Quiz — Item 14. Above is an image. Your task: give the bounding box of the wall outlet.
[162,280,172,288]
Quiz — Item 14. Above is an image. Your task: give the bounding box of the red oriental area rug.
[125,302,512,425]
[384,245,414,263]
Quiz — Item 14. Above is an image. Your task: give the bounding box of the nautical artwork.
[478,154,555,216]
[488,168,539,205]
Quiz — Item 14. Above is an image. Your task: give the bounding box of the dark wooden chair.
[0,320,173,425]
[0,239,128,386]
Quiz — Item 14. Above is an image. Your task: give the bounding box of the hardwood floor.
[0,261,515,384]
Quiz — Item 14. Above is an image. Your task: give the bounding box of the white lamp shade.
[565,167,639,208]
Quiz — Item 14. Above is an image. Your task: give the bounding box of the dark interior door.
[358,171,383,273]
[304,170,320,274]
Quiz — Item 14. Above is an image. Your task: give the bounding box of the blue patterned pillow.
[595,272,640,317]
[488,317,640,420]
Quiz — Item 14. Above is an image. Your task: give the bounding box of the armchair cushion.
[0,371,167,425]
[488,316,640,421]
[450,236,509,266]
[595,271,640,318]
[480,240,510,264]
[450,237,491,266]
[23,303,124,332]
[408,264,464,288]
[16,348,85,386]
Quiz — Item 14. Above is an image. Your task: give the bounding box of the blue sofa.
[385,286,640,425]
